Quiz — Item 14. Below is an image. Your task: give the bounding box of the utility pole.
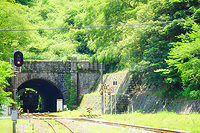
[101,63,104,115]
[111,93,112,115]
[13,70,17,133]
[12,50,23,133]
[113,80,117,120]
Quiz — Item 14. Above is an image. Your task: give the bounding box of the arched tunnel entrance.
[17,78,63,112]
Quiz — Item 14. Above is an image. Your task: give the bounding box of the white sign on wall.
[12,110,17,121]
[1,105,8,117]
[57,99,63,112]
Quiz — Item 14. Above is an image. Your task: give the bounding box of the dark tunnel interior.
[17,78,63,112]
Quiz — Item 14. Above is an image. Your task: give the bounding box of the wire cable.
[0,18,199,32]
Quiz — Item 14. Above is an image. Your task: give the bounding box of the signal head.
[14,51,23,67]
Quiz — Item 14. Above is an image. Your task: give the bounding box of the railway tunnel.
[17,78,63,112]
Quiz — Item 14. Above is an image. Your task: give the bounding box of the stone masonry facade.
[10,56,103,103]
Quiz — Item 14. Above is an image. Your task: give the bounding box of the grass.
[0,119,34,133]
[16,119,38,133]
[51,110,200,133]
[102,111,200,133]
[1,110,199,132]
[0,118,73,133]
[0,119,12,133]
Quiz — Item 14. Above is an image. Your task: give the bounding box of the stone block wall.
[70,56,102,101]
[78,69,200,114]
[21,60,70,73]
[77,61,99,71]
[78,72,99,99]
[129,94,200,114]
[10,57,103,104]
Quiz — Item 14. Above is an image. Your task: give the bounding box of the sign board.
[105,107,109,111]
[57,99,63,112]
[109,87,114,93]
[12,110,17,121]
[87,108,92,113]
[113,81,117,85]
[64,105,67,110]
[1,105,8,117]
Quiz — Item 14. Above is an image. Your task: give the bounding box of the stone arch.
[7,59,103,111]
[15,72,67,96]
[15,73,56,89]
[14,72,68,112]
[17,78,64,112]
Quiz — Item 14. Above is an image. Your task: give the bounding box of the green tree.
[1,0,200,99]
[0,1,34,61]
[16,0,36,7]
[0,61,15,115]
[66,88,77,110]
[64,73,77,110]
[166,24,200,98]
[22,0,90,61]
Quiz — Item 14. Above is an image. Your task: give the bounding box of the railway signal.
[14,51,23,67]
[12,50,23,133]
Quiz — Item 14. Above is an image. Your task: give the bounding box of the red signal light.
[17,61,21,65]
[14,51,23,67]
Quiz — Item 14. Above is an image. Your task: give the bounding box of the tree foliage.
[0,1,34,61]
[0,61,15,114]
[165,24,200,98]
[64,73,77,110]
[1,0,200,99]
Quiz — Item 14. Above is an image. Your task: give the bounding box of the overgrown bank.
[50,109,200,132]
[102,111,200,133]
[1,0,200,101]
[78,70,200,114]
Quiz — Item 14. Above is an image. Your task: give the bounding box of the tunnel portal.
[17,78,63,112]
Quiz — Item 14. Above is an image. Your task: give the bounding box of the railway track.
[30,113,188,133]
[32,113,75,133]
[68,117,189,133]
[43,119,57,133]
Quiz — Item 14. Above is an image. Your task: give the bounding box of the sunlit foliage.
[1,0,200,98]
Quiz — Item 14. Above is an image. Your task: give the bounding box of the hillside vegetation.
[1,0,200,99]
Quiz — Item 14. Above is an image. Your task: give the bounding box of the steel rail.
[32,114,57,133]
[43,119,57,133]
[70,118,188,133]
[32,113,75,133]
[54,119,75,133]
